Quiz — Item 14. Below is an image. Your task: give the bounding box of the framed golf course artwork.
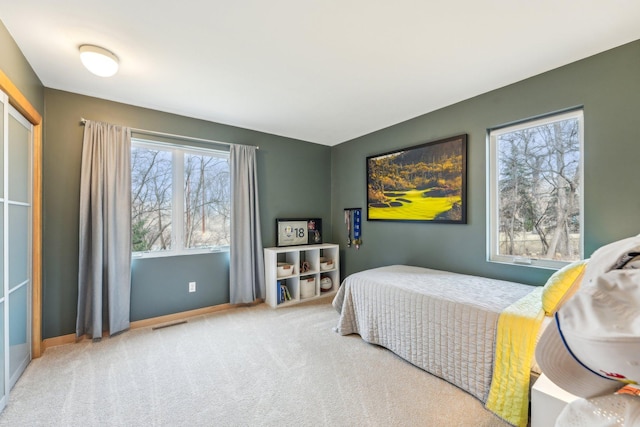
[366,134,467,223]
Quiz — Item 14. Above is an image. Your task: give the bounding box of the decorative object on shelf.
[308,219,322,244]
[320,276,333,292]
[344,208,363,249]
[366,134,467,223]
[276,218,322,246]
[300,260,310,273]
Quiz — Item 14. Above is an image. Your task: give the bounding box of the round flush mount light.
[79,44,119,77]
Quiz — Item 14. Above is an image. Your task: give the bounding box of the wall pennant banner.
[353,208,362,249]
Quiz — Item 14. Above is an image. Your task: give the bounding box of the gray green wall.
[330,40,640,286]
[0,21,44,113]
[1,18,332,340]
[42,89,332,338]
[3,17,640,340]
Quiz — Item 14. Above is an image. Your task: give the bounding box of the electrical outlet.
[189,281,196,293]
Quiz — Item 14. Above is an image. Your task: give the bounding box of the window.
[131,138,230,257]
[488,109,583,268]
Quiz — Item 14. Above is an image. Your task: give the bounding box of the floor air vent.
[152,320,187,330]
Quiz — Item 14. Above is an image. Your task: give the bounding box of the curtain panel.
[77,120,132,339]
[229,144,265,304]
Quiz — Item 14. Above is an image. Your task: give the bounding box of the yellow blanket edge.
[485,287,545,427]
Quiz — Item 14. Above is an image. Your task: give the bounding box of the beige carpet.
[0,296,510,426]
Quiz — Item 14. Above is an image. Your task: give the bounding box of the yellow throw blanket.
[485,287,545,427]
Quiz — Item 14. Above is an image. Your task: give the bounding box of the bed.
[332,265,549,427]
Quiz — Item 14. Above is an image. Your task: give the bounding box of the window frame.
[487,108,584,269]
[131,137,230,259]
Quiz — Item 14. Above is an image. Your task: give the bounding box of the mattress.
[332,265,542,404]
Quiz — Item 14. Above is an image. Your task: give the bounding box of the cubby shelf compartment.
[264,243,340,308]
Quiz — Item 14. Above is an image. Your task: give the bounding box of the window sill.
[488,257,571,271]
[132,246,229,259]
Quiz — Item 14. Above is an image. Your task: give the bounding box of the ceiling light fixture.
[79,44,119,77]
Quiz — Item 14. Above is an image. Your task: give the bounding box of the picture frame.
[276,218,322,247]
[366,134,467,223]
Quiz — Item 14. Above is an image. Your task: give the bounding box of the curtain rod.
[80,117,258,149]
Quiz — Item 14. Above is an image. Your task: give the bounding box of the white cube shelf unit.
[264,243,340,308]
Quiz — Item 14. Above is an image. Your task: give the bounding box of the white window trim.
[487,109,584,270]
[131,138,230,259]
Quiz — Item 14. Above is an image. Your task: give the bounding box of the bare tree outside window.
[131,146,172,252]
[490,110,583,266]
[184,153,230,248]
[131,141,230,256]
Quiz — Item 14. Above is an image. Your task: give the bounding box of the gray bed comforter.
[332,265,537,403]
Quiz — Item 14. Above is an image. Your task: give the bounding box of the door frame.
[0,70,42,358]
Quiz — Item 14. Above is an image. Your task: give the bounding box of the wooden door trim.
[0,69,43,358]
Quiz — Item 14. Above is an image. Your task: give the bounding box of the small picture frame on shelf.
[276,218,322,247]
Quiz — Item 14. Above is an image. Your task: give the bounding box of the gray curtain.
[77,120,132,339]
[229,144,265,304]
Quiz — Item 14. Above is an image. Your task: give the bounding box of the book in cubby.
[277,280,292,305]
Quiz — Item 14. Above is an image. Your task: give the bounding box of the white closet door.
[0,93,5,408]
[6,104,31,390]
[0,90,32,410]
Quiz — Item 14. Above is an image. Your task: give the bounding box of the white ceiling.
[1,1,640,146]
